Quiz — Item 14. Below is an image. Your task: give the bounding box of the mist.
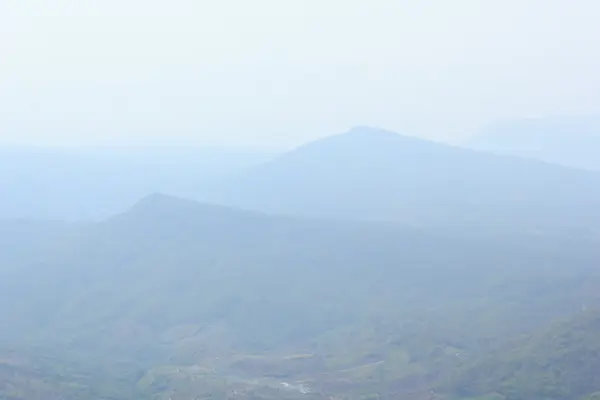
[2,0,600,146]
[2,2,600,400]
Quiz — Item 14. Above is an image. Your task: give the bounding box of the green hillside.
[1,195,600,399]
[443,309,600,400]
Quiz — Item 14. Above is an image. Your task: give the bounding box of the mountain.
[465,116,600,170]
[3,128,600,399]
[2,194,600,399]
[0,145,276,221]
[0,193,491,352]
[208,126,600,235]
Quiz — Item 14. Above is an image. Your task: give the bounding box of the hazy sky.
[2,0,600,147]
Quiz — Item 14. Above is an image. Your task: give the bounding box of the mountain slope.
[444,308,600,400]
[466,116,600,170]
[209,126,600,234]
[0,194,491,352]
[0,348,142,400]
[2,195,600,399]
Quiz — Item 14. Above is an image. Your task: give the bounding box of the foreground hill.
[0,348,141,400]
[209,126,600,235]
[1,195,600,399]
[466,116,600,171]
[444,309,600,400]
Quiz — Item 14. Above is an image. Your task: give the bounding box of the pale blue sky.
[1,0,600,147]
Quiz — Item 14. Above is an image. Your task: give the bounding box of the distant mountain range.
[3,126,600,399]
[466,116,600,170]
[4,126,600,234]
[0,145,276,221]
[208,126,600,236]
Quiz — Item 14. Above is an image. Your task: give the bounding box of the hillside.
[0,348,142,400]
[2,195,600,399]
[443,309,600,400]
[208,126,600,235]
[466,116,600,171]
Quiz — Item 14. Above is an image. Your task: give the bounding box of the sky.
[1,0,600,147]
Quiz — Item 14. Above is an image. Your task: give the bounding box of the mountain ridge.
[206,126,600,234]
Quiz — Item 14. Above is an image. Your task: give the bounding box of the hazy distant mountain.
[210,126,600,234]
[466,116,600,170]
[0,146,276,221]
[2,194,600,400]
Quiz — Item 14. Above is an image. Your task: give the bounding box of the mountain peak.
[132,192,183,209]
[121,193,260,224]
[212,125,600,228]
[123,193,213,220]
[335,126,433,149]
[290,126,435,157]
[345,126,398,137]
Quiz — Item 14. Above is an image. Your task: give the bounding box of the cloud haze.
[2,0,600,146]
